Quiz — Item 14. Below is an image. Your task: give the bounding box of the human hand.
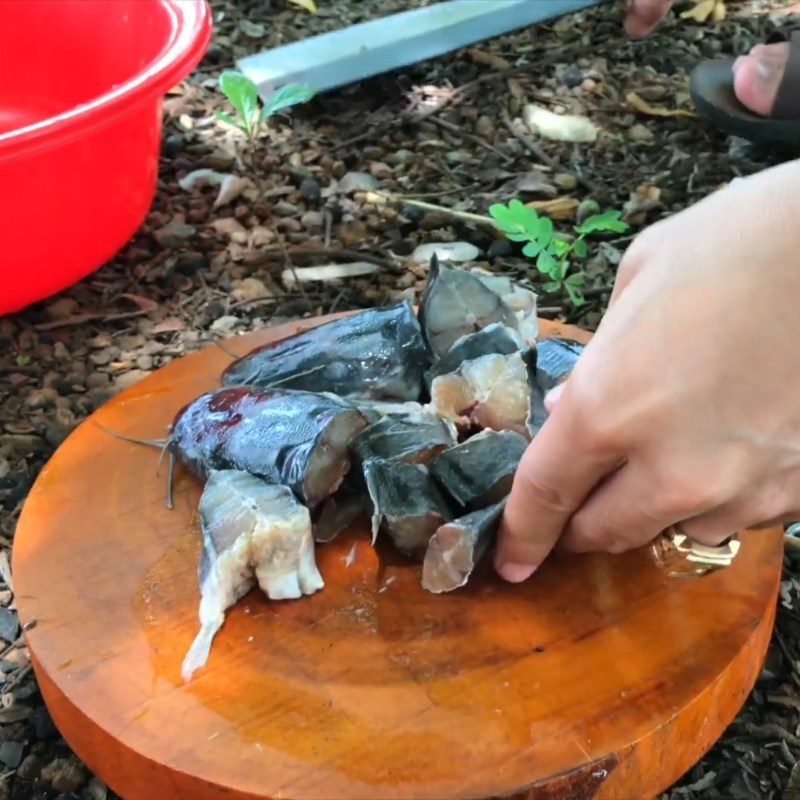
[624,0,674,38]
[495,160,800,583]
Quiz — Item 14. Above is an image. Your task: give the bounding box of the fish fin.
[181,619,222,683]
[96,422,168,450]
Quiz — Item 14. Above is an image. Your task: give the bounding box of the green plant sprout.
[215,71,316,139]
[489,200,629,307]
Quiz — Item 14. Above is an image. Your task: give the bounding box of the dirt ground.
[2,0,800,797]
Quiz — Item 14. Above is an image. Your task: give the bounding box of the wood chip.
[526,197,579,220]
[282,262,380,288]
[524,105,597,143]
[467,48,511,71]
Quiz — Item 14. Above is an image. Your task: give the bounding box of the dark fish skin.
[169,386,369,506]
[422,500,506,593]
[424,323,524,390]
[363,459,455,560]
[535,338,584,391]
[352,415,456,465]
[418,256,518,358]
[429,430,527,510]
[312,471,366,543]
[525,339,584,437]
[220,301,429,401]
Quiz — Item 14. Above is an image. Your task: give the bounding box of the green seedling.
[215,71,316,139]
[489,200,628,307]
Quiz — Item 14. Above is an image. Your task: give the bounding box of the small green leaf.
[559,259,570,280]
[265,83,316,116]
[522,241,542,258]
[213,110,242,129]
[542,280,562,293]
[572,238,588,258]
[566,284,586,306]
[536,216,554,249]
[564,272,585,286]
[489,200,541,243]
[575,209,629,235]
[549,237,571,257]
[219,70,260,129]
[537,250,557,277]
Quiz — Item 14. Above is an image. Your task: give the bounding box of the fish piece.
[424,323,524,390]
[363,459,455,559]
[312,472,367,543]
[422,500,506,593]
[221,301,429,401]
[169,387,369,506]
[353,415,457,465]
[429,350,536,437]
[525,339,584,437]
[535,337,584,390]
[418,256,518,358]
[182,471,322,682]
[473,270,539,344]
[346,399,438,424]
[430,430,527,510]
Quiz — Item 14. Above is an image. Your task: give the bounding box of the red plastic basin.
[0,0,212,316]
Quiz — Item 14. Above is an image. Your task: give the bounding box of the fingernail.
[496,562,538,583]
[544,384,565,412]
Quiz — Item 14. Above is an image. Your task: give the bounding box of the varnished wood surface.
[13,316,783,800]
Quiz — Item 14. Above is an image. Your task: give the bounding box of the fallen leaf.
[526,197,579,220]
[151,317,187,334]
[507,78,524,100]
[680,0,724,22]
[178,169,250,209]
[120,293,159,313]
[287,0,317,11]
[524,105,597,143]
[627,92,696,118]
[467,48,512,71]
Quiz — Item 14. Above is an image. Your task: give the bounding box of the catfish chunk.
[169,386,368,506]
[430,430,527,510]
[353,415,457,465]
[221,301,429,401]
[422,500,506,594]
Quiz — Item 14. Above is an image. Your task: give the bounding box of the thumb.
[495,383,621,582]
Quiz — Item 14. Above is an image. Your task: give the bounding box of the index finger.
[494,388,621,582]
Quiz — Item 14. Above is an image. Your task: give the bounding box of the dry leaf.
[467,48,511,71]
[627,92,696,118]
[287,0,317,11]
[151,317,187,334]
[526,197,579,220]
[524,105,598,143]
[680,0,724,22]
[120,293,159,313]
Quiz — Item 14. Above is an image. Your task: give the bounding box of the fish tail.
[181,622,219,683]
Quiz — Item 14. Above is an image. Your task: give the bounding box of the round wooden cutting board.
[14,317,782,800]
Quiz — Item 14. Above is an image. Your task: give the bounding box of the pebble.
[276,217,302,233]
[0,455,8,480]
[232,278,271,303]
[475,115,495,139]
[17,754,42,781]
[152,221,196,249]
[86,372,110,390]
[488,239,513,259]
[554,173,578,191]
[339,221,368,246]
[0,608,19,643]
[301,211,325,231]
[89,348,115,367]
[24,388,58,410]
[45,298,80,320]
[0,742,23,770]
[420,211,452,230]
[41,758,87,794]
[136,355,154,371]
[162,133,184,157]
[113,370,150,391]
[250,226,276,246]
[211,218,245,236]
[44,422,71,447]
[629,124,654,143]
[175,251,208,276]
[210,316,242,335]
[411,241,479,264]
[274,200,299,216]
[577,198,601,225]
[299,178,321,203]
[562,66,584,88]
[338,172,378,193]
[387,150,413,166]
[83,778,107,800]
[369,161,393,180]
[396,273,415,289]
[53,342,70,360]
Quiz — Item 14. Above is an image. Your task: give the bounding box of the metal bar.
[238,0,607,98]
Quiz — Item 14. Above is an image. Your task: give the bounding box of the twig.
[500,110,595,194]
[381,195,495,229]
[246,247,397,271]
[399,183,481,200]
[429,116,514,165]
[324,210,333,249]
